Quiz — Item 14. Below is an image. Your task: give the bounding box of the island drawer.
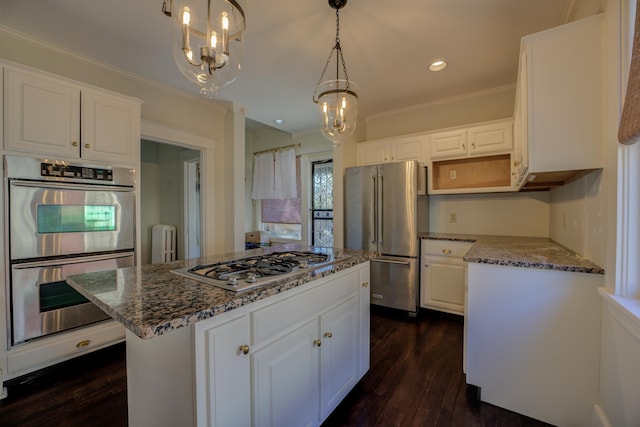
[251,269,357,346]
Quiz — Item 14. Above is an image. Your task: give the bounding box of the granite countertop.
[67,244,375,340]
[418,232,604,275]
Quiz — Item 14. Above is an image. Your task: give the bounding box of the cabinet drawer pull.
[76,339,91,348]
[313,339,322,347]
[238,344,250,355]
[442,249,452,255]
[324,332,333,338]
[362,282,369,288]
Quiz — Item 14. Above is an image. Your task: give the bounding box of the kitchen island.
[419,233,603,426]
[67,244,374,427]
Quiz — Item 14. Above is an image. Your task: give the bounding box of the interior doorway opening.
[140,139,201,264]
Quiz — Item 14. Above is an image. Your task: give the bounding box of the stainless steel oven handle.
[11,252,134,269]
[10,180,133,192]
[371,258,411,267]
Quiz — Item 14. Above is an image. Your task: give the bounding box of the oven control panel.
[40,162,114,181]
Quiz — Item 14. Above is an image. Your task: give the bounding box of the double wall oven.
[4,156,135,346]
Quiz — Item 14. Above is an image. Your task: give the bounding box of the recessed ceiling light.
[429,60,448,72]
[273,119,285,125]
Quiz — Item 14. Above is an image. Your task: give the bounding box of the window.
[261,156,302,240]
[311,160,333,247]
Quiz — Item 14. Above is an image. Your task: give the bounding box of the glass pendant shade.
[168,0,245,97]
[315,79,358,145]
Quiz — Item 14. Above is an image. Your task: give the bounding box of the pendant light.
[313,0,359,146]
[162,0,246,97]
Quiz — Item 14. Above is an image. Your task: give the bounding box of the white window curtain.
[251,152,275,199]
[251,148,297,200]
[274,148,297,199]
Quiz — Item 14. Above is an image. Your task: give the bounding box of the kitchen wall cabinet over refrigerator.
[357,135,427,166]
[3,63,141,165]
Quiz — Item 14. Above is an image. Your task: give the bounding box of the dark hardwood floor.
[0,309,552,427]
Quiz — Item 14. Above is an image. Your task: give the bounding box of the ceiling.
[0,0,603,136]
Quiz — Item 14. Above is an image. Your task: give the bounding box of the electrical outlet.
[449,170,457,180]
[449,212,458,223]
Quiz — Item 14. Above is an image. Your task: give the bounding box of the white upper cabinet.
[80,89,140,164]
[467,121,512,156]
[514,14,603,186]
[429,119,513,161]
[3,64,141,165]
[5,67,81,159]
[429,129,467,160]
[357,134,427,165]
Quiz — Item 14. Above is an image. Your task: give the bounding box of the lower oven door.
[10,252,134,346]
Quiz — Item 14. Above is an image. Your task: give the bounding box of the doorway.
[140,139,201,264]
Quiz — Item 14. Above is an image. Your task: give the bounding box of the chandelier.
[162,0,246,97]
[313,0,359,146]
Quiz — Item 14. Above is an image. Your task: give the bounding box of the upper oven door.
[9,180,135,260]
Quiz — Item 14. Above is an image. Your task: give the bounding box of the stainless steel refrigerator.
[344,160,428,314]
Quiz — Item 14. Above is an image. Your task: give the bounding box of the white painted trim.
[599,287,640,341]
[141,120,215,149]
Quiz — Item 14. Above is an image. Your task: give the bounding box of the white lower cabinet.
[319,295,359,420]
[253,319,320,427]
[198,314,251,427]
[420,240,473,315]
[188,262,370,427]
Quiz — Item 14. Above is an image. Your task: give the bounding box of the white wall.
[365,85,516,141]
[429,192,550,237]
[549,170,606,262]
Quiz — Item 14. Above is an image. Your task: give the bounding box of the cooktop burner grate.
[172,250,339,292]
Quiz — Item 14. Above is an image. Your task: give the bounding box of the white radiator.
[152,224,177,263]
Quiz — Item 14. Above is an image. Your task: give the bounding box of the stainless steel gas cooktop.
[172,249,347,292]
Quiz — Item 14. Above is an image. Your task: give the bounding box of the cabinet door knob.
[238,344,250,355]
[313,339,322,347]
[462,143,466,150]
[324,332,333,338]
[84,143,91,149]
[362,282,369,288]
[442,249,452,254]
[76,339,91,348]
[71,141,78,147]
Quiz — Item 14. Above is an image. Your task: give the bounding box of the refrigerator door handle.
[370,175,377,244]
[371,258,411,267]
[379,175,384,244]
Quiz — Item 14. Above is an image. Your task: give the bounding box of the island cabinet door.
[195,314,251,427]
[252,319,320,427]
[319,295,359,421]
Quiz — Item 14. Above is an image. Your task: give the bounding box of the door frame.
[141,120,211,261]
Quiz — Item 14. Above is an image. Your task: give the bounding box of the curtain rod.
[253,143,300,156]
